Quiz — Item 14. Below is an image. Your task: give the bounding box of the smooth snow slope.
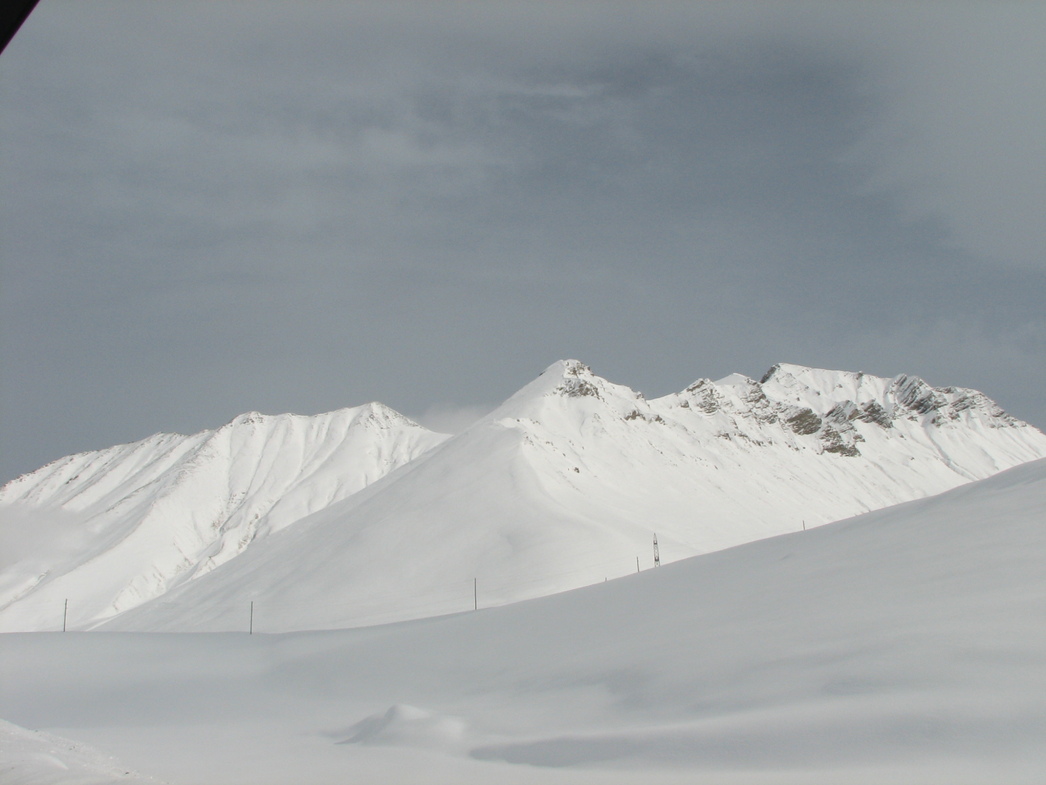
[0,405,447,632]
[101,360,1046,632]
[2,459,1045,785]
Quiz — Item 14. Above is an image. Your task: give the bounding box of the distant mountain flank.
[0,403,447,629]
[2,361,1045,632]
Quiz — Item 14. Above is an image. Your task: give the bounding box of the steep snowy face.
[0,404,447,630]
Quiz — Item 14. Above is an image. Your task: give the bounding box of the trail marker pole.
[636,556,640,573]
[653,533,661,567]
[249,601,254,635]
[63,599,68,632]
[474,578,477,611]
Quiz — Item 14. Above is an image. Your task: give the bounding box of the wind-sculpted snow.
[2,460,1045,783]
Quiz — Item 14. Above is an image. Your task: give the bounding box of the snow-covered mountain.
[2,360,1045,633]
[0,404,447,631]
[5,458,1046,783]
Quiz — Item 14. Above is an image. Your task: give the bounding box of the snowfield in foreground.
[2,458,1045,784]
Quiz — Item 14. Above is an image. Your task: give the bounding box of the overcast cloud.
[1,1,1044,483]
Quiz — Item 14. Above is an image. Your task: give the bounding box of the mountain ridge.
[0,402,447,629]
[2,360,1045,632]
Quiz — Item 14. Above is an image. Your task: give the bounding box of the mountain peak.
[537,358,593,379]
[553,360,602,399]
[356,401,426,429]
[227,410,267,428]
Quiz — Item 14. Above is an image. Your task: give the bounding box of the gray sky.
[2,1,1045,484]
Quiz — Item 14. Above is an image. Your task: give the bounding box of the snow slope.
[97,360,1046,632]
[0,718,161,785]
[3,458,1045,784]
[0,405,447,632]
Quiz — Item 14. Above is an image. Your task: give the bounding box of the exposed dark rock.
[826,402,860,423]
[894,375,946,415]
[625,410,665,424]
[759,364,782,384]
[821,426,861,457]
[858,401,893,428]
[682,380,722,414]
[557,378,600,398]
[785,408,822,435]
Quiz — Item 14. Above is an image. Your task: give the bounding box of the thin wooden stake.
[636,556,640,573]
[63,599,68,632]
[249,601,254,635]
[474,578,477,611]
